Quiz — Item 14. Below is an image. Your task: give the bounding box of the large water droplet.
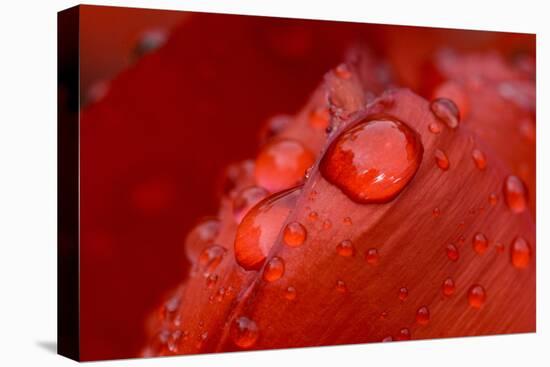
[503,175,528,213]
[233,186,269,223]
[472,232,488,255]
[471,149,487,170]
[442,277,455,296]
[510,236,532,269]
[230,316,259,349]
[255,139,315,192]
[468,284,486,308]
[430,98,460,129]
[416,306,430,325]
[234,187,301,270]
[263,256,285,282]
[283,221,307,247]
[434,149,450,171]
[319,117,423,203]
[336,240,355,257]
[446,243,459,261]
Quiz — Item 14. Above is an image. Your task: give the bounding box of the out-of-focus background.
[62,5,534,360]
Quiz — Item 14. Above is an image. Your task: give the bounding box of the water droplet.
[221,160,255,197]
[365,248,380,265]
[488,193,498,206]
[255,139,315,192]
[285,286,297,300]
[309,107,330,129]
[433,207,441,217]
[343,217,353,225]
[398,287,408,302]
[259,115,291,144]
[446,244,459,262]
[442,277,455,296]
[382,336,393,342]
[468,285,486,308]
[233,186,270,223]
[416,306,430,325]
[519,118,535,143]
[199,245,227,273]
[283,221,307,247]
[323,219,332,229]
[510,236,532,269]
[473,232,488,255]
[308,211,319,221]
[471,149,487,170]
[335,63,352,79]
[160,296,180,322]
[185,218,221,261]
[428,122,442,134]
[230,316,259,349]
[234,187,301,270]
[319,117,423,203]
[336,240,355,257]
[263,256,285,282]
[336,280,348,293]
[434,149,450,171]
[495,242,505,253]
[379,311,389,320]
[503,175,527,213]
[206,274,218,288]
[430,98,460,128]
[397,328,411,341]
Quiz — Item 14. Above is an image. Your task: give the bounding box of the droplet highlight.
[503,175,528,213]
[442,277,455,296]
[263,256,285,282]
[472,232,488,255]
[434,149,450,171]
[416,306,430,325]
[336,240,355,257]
[365,248,380,265]
[283,221,307,247]
[430,98,460,129]
[510,236,532,269]
[468,284,486,308]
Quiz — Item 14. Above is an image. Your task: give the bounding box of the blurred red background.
[72,5,534,360]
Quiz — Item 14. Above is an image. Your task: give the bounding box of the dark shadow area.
[37,341,57,354]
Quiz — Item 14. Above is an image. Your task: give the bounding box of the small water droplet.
[263,256,285,282]
[503,175,528,213]
[255,139,315,192]
[319,117,423,203]
[428,122,442,134]
[365,248,380,265]
[442,277,455,296]
[335,63,352,79]
[471,149,487,170]
[446,243,459,261]
[473,232,489,255]
[468,284,486,308]
[343,217,353,225]
[510,236,532,269]
[336,240,355,257]
[495,242,505,254]
[382,336,393,342]
[259,115,291,144]
[416,306,430,325]
[308,211,319,221]
[323,219,332,229]
[233,186,270,223]
[430,98,460,128]
[309,107,330,129]
[433,207,441,217]
[160,296,180,322]
[234,187,301,270]
[397,328,411,341]
[380,311,389,320]
[285,286,297,300]
[185,218,221,261]
[199,245,227,273]
[230,316,259,349]
[434,149,450,171]
[283,221,307,247]
[519,118,535,143]
[398,287,408,302]
[488,193,498,206]
[336,280,348,293]
[206,274,218,288]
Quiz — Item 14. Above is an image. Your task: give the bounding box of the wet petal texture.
[76,9,535,359]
